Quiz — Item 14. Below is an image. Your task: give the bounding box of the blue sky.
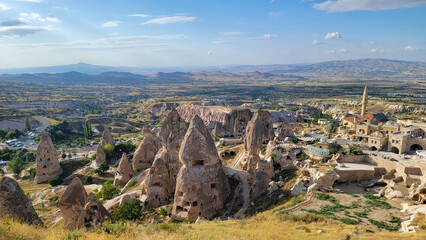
[0,0,425,68]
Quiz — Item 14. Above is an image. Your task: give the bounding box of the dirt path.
[224,167,250,219]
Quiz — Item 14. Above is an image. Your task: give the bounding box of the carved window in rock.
[192,201,198,207]
[43,165,47,169]
[211,183,217,189]
[192,160,204,166]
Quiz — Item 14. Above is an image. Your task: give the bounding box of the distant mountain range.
[0,59,425,83]
[0,71,306,85]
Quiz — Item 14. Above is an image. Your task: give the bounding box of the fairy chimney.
[132,127,161,170]
[59,177,87,230]
[172,115,230,221]
[113,153,133,187]
[34,133,63,184]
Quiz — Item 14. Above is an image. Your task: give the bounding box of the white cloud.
[268,11,282,17]
[128,14,152,18]
[16,0,42,2]
[263,33,278,39]
[324,31,341,39]
[19,13,61,23]
[0,3,11,12]
[207,51,213,55]
[404,45,418,51]
[0,25,52,37]
[313,39,321,45]
[141,16,196,25]
[102,21,121,28]
[313,0,426,13]
[5,34,187,49]
[220,32,245,36]
[339,48,348,53]
[326,50,336,54]
[370,48,385,53]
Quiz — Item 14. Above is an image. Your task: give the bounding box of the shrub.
[29,168,36,179]
[62,229,84,240]
[111,199,142,221]
[159,208,168,216]
[0,168,3,176]
[95,162,109,175]
[49,176,63,187]
[134,168,141,173]
[127,179,137,187]
[90,153,97,160]
[95,181,119,201]
[270,152,276,160]
[84,176,93,185]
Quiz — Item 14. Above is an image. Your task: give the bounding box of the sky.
[0,0,425,68]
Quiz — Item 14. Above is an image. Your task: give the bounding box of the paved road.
[16,117,51,150]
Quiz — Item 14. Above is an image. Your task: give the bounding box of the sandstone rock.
[0,177,43,225]
[278,126,294,140]
[78,193,114,230]
[100,127,114,146]
[114,153,133,187]
[172,115,230,221]
[386,190,405,199]
[291,168,340,194]
[139,108,188,209]
[238,110,274,173]
[59,177,87,230]
[35,133,62,184]
[213,109,253,138]
[132,128,161,170]
[94,144,106,168]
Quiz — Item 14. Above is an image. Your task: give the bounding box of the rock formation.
[35,133,63,184]
[238,110,274,173]
[0,177,43,225]
[78,193,113,230]
[291,167,340,195]
[139,108,188,209]
[132,127,161,170]
[114,153,133,187]
[212,109,253,138]
[278,125,294,140]
[172,115,230,221]
[100,127,114,146]
[94,144,106,168]
[59,177,87,230]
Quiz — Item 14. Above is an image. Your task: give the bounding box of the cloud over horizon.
[141,16,197,25]
[313,0,426,13]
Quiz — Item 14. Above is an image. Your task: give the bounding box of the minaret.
[361,85,368,117]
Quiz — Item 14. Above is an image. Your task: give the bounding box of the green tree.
[61,152,67,159]
[111,199,142,221]
[25,116,31,132]
[103,144,115,160]
[7,156,26,178]
[83,121,92,139]
[327,123,338,134]
[95,181,119,201]
[95,162,109,175]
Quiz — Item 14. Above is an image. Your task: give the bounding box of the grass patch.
[363,194,392,209]
[368,219,400,231]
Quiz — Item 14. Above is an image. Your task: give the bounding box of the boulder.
[0,177,43,225]
[78,193,114,230]
[172,115,230,221]
[34,133,62,184]
[100,127,114,146]
[132,128,161,170]
[114,153,133,187]
[59,177,88,230]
